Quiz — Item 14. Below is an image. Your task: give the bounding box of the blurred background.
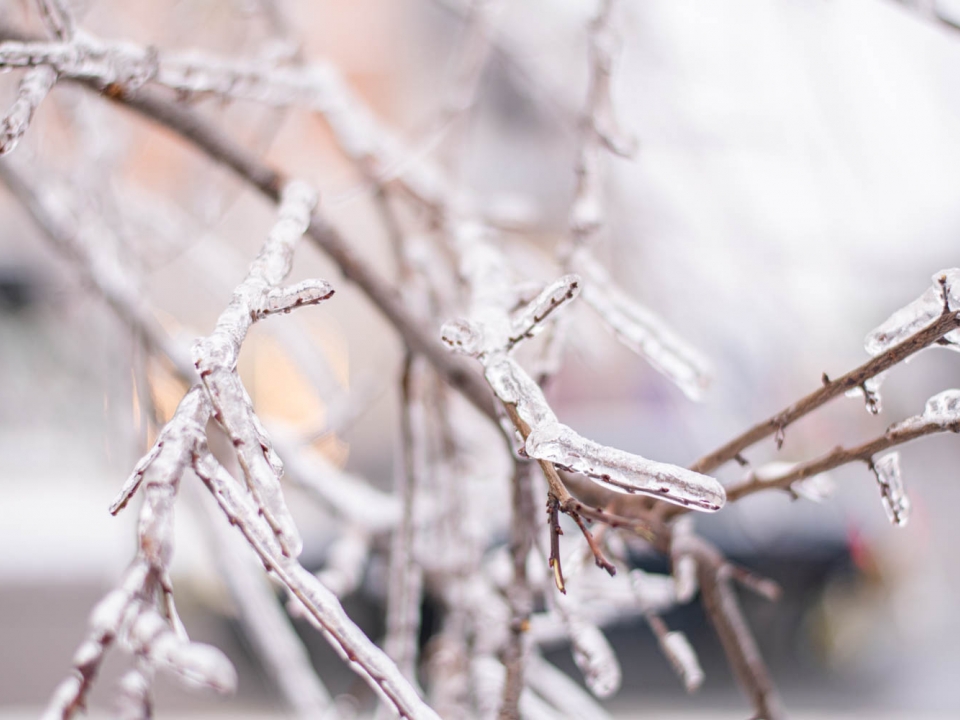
[1,0,960,717]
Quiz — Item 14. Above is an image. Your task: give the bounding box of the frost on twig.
[871,452,910,527]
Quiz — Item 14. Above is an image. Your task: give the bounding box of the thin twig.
[688,308,960,475]
[722,413,960,503]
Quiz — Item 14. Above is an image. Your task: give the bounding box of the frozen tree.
[2,1,959,719]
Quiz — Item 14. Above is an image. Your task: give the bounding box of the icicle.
[872,452,910,527]
[670,518,698,603]
[844,374,884,415]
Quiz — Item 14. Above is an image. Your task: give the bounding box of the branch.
[688,308,960,474]
[193,450,441,720]
[723,412,959,503]
[192,180,329,558]
[498,459,537,720]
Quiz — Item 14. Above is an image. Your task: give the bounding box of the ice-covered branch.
[197,486,338,719]
[43,390,237,720]
[193,181,329,558]
[570,0,635,239]
[723,392,960,507]
[35,0,75,41]
[646,614,704,693]
[688,296,960,476]
[0,65,56,156]
[497,460,537,720]
[382,357,427,684]
[193,449,442,720]
[442,227,724,512]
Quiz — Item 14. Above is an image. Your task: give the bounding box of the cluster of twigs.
[3,2,960,720]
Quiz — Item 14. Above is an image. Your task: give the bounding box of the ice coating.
[845,374,884,415]
[573,249,712,401]
[790,472,835,503]
[568,618,622,698]
[923,389,960,424]
[661,632,704,693]
[673,555,698,603]
[507,274,581,347]
[484,355,558,431]
[524,422,726,511]
[865,268,960,356]
[872,452,910,527]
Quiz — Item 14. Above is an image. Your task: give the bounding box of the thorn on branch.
[546,494,566,594]
[733,453,748,467]
[821,372,830,387]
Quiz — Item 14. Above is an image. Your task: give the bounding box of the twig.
[193,449,441,720]
[382,354,427,683]
[497,459,537,720]
[0,65,57,156]
[688,308,960,475]
[722,413,960,503]
[195,483,338,719]
[192,180,330,558]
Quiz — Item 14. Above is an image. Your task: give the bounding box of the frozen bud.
[790,472,835,503]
